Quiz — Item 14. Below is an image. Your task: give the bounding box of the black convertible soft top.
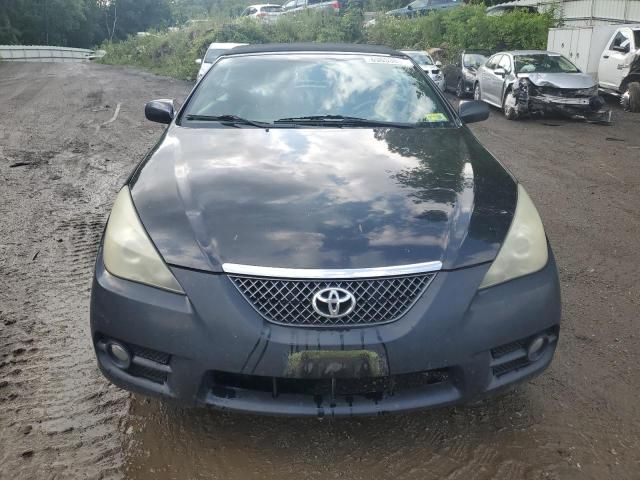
[220,43,405,57]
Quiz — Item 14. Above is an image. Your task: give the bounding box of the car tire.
[456,78,464,98]
[474,83,481,101]
[622,81,640,113]
[503,90,519,120]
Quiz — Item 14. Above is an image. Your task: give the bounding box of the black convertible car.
[90,44,561,416]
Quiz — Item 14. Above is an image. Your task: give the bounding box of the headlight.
[479,184,548,289]
[103,186,184,293]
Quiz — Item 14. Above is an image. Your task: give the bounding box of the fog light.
[527,336,547,362]
[107,341,131,369]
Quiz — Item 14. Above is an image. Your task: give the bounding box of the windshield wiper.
[185,114,271,128]
[273,115,413,128]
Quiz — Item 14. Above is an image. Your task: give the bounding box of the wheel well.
[502,86,513,106]
[621,73,640,91]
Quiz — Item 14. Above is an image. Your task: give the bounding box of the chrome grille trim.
[222,261,442,279]
[228,273,437,327]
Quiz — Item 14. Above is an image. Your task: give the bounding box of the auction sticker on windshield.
[363,56,413,66]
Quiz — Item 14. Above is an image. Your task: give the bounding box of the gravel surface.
[1,62,638,480]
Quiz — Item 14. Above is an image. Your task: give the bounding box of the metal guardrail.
[0,45,105,63]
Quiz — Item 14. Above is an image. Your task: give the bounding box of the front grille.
[491,340,525,359]
[229,273,435,327]
[127,363,168,384]
[534,85,596,98]
[129,344,171,365]
[492,357,531,377]
[210,369,450,400]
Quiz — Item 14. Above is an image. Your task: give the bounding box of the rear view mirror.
[458,100,490,124]
[195,58,202,65]
[145,99,175,124]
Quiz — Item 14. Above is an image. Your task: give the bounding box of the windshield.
[405,52,434,65]
[261,5,283,12]
[634,29,640,48]
[515,54,579,73]
[204,48,228,63]
[183,53,453,126]
[463,53,488,68]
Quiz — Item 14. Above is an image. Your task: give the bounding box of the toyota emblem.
[312,287,356,318]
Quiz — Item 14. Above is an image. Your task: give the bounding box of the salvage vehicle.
[387,0,460,18]
[91,43,561,416]
[475,50,610,122]
[548,24,640,112]
[195,42,247,82]
[443,50,490,98]
[401,50,445,90]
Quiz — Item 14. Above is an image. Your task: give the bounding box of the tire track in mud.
[0,62,190,479]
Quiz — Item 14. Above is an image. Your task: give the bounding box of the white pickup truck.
[548,24,640,112]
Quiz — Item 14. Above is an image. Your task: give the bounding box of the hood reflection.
[131,126,517,271]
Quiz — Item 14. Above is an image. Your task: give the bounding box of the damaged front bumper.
[511,79,611,123]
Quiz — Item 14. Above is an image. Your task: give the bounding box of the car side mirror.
[145,99,175,124]
[435,60,442,67]
[407,4,412,9]
[612,45,629,53]
[494,67,506,77]
[458,100,490,124]
[195,58,202,65]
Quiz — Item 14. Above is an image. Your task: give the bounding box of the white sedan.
[195,43,248,82]
[401,50,445,91]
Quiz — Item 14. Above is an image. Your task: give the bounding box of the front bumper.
[512,81,610,122]
[90,248,561,416]
[427,73,445,91]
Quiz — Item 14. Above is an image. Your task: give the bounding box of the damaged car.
[475,50,610,122]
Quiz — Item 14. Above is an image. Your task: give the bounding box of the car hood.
[518,72,596,89]
[130,126,517,272]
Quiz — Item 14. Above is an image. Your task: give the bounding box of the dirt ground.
[0,62,638,480]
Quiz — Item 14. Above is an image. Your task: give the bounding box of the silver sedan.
[474,50,609,122]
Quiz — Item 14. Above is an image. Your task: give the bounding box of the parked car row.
[441,49,611,122]
[443,25,640,120]
[387,0,460,18]
[238,0,346,20]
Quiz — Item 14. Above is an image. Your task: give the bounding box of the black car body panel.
[130,126,516,272]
